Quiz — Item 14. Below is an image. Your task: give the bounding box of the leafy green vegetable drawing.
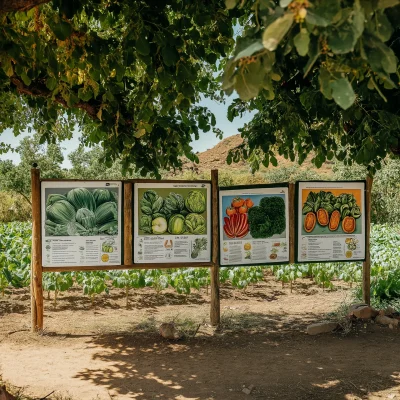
[168,214,186,235]
[45,188,118,236]
[140,190,164,216]
[185,213,206,235]
[248,196,286,238]
[161,192,187,219]
[191,238,207,259]
[138,189,207,235]
[185,190,206,213]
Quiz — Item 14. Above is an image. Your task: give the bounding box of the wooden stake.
[210,169,220,326]
[31,167,43,331]
[363,176,372,305]
[289,183,295,264]
[123,182,133,265]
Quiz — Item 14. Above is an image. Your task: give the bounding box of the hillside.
[181,134,334,176]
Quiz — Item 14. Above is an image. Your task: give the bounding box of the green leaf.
[293,30,310,57]
[374,12,394,42]
[162,46,178,67]
[305,0,341,27]
[51,20,73,41]
[303,37,320,77]
[318,67,332,99]
[78,87,93,101]
[225,0,238,9]
[327,8,364,54]
[46,77,57,91]
[234,40,264,61]
[378,0,400,8]
[279,0,292,6]
[136,34,150,56]
[262,12,294,51]
[235,59,264,101]
[20,71,31,86]
[330,78,356,110]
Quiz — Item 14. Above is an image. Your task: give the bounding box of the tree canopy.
[1,0,399,176]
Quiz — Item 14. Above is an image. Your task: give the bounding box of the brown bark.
[10,75,99,120]
[0,0,50,13]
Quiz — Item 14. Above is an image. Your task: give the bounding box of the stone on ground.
[307,322,338,335]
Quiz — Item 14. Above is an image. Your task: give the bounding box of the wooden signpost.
[30,167,372,332]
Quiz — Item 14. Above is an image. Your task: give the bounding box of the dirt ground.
[0,274,399,400]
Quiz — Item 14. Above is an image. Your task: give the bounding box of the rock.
[348,303,368,315]
[352,305,379,320]
[375,315,399,327]
[0,386,17,400]
[242,385,254,395]
[159,322,181,340]
[384,306,396,316]
[307,322,338,335]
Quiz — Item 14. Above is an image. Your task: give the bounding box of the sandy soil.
[0,274,399,400]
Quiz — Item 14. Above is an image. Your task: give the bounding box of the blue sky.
[0,96,254,168]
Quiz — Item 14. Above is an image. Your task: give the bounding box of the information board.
[134,182,211,263]
[296,181,366,262]
[41,181,122,267]
[219,185,290,266]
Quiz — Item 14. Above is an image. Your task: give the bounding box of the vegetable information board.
[134,182,211,263]
[219,185,290,266]
[296,181,366,262]
[41,181,122,267]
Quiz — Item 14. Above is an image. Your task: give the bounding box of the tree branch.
[10,75,99,120]
[0,0,50,13]
[17,190,32,206]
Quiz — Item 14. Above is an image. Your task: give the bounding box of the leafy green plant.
[76,271,110,306]
[110,270,146,307]
[43,272,74,307]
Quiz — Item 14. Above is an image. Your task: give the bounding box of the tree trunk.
[0,0,50,13]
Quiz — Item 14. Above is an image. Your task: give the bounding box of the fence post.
[289,183,296,264]
[363,176,372,305]
[124,182,133,265]
[31,166,43,331]
[210,169,220,325]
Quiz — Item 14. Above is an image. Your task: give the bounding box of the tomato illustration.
[231,197,245,208]
[226,206,237,216]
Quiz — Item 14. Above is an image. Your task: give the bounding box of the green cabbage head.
[168,214,186,234]
[185,213,206,234]
[140,190,164,215]
[185,190,206,213]
[139,215,153,234]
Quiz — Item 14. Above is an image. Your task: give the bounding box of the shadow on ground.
[72,312,400,400]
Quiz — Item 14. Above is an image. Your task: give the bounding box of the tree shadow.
[72,313,400,400]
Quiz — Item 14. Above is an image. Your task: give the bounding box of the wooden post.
[123,182,133,265]
[363,176,372,305]
[210,169,220,326]
[289,183,296,264]
[31,167,43,331]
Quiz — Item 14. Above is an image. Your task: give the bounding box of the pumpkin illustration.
[329,210,341,231]
[316,208,329,226]
[304,212,316,233]
[342,216,356,234]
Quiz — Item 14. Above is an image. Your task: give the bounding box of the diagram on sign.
[134,183,211,264]
[219,186,289,266]
[296,181,366,263]
[41,182,122,267]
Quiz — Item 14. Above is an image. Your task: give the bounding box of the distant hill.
[181,134,334,177]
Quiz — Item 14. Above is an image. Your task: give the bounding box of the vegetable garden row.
[1,222,399,305]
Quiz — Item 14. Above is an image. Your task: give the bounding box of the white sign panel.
[41,181,122,267]
[219,186,289,266]
[134,182,211,263]
[297,181,366,262]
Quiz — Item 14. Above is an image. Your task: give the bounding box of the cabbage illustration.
[185,190,206,214]
[185,213,206,234]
